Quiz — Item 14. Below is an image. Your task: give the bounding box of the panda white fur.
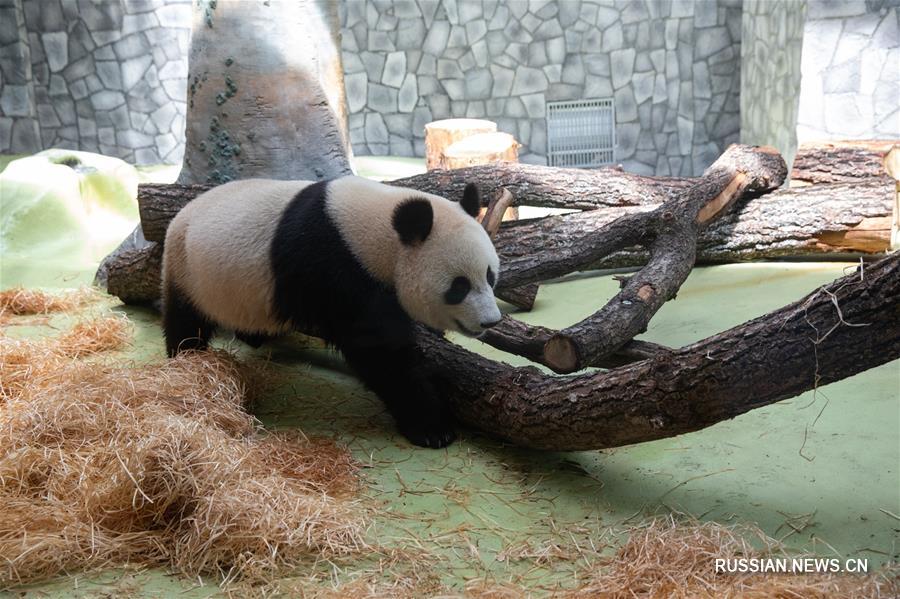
[162,175,502,448]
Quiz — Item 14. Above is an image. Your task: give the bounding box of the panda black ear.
[460,183,481,218]
[393,198,433,246]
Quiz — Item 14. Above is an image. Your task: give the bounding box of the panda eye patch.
[444,276,471,305]
[486,266,495,288]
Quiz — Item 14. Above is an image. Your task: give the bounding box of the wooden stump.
[438,132,520,169]
[424,118,496,170]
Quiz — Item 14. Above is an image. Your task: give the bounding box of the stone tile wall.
[341,0,744,175]
[797,0,899,142]
[0,0,190,164]
[739,0,806,173]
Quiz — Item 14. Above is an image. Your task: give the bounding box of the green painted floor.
[3,258,898,596]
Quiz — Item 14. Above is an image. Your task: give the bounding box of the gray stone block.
[610,48,635,90]
[368,31,395,51]
[37,103,61,128]
[77,116,96,137]
[162,78,186,101]
[365,112,389,144]
[616,122,640,159]
[58,98,77,123]
[390,135,414,157]
[121,55,152,91]
[0,84,31,116]
[466,20,487,44]
[584,54,610,76]
[49,74,68,97]
[547,83,581,101]
[42,32,69,72]
[423,20,450,55]
[465,100,486,117]
[505,42,528,63]
[823,59,861,94]
[528,42,548,67]
[543,64,562,83]
[412,106,432,137]
[442,78,465,100]
[633,71,654,105]
[376,14,399,32]
[94,60,121,90]
[460,50,476,71]
[384,113,413,136]
[472,39,488,66]
[0,116,12,151]
[535,19,563,41]
[488,5,509,31]
[546,36,565,64]
[346,72,367,113]
[621,0,648,25]
[117,129,154,149]
[382,51,406,88]
[694,0,718,28]
[693,61,711,99]
[601,23,623,52]
[368,82,398,112]
[505,97,526,117]
[512,66,548,95]
[581,28,602,53]
[491,64,514,96]
[559,0,580,28]
[448,24,467,47]
[584,75,612,98]
[427,93,449,118]
[507,19,533,43]
[465,67,493,100]
[614,86,637,121]
[397,18,426,50]
[522,92,545,118]
[437,58,464,79]
[398,74,418,111]
[361,51,386,81]
[562,55,584,84]
[694,26,731,60]
[114,33,148,60]
[151,101,176,132]
[0,8,17,45]
[486,98,505,114]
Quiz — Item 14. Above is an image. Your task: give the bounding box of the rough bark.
[422,254,900,450]
[512,145,787,373]
[492,180,895,273]
[391,163,693,209]
[791,140,896,185]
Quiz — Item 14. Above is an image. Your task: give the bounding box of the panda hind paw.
[400,422,457,449]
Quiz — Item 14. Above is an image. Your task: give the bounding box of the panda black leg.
[340,342,456,448]
[163,284,217,357]
[235,331,270,348]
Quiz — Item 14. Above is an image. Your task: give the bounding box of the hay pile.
[0,286,97,317]
[0,312,366,588]
[565,516,898,598]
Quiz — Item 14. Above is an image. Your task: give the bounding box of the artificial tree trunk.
[97,0,353,289]
[179,0,352,184]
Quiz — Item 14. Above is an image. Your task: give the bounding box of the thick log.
[424,118,496,171]
[391,163,692,210]
[791,140,896,185]
[514,145,787,373]
[439,132,519,170]
[422,254,900,450]
[492,180,894,274]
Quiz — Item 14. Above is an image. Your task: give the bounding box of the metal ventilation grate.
[546,98,616,168]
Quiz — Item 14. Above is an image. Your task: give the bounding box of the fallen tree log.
[492,179,894,274]
[423,254,900,450]
[791,140,896,185]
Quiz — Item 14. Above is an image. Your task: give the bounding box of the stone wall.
[797,0,899,142]
[340,0,744,175]
[739,0,806,173]
[0,0,190,164]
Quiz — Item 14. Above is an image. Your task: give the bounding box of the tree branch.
[421,254,900,450]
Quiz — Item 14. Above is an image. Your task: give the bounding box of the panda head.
[391,183,502,337]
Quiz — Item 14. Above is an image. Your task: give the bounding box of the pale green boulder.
[0,150,139,287]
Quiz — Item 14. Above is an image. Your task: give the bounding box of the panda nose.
[481,318,501,329]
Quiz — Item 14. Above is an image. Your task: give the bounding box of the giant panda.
[161,176,502,448]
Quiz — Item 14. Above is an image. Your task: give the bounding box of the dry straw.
[0,287,98,317]
[0,316,366,588]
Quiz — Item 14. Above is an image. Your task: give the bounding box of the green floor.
[3,259,898,596]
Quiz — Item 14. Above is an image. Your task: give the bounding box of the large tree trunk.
[114,173,893,307]
[97,0,352,289]
[422,254,900,450]
[179,0,352,184]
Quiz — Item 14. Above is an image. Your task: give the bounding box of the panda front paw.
[399,421,457,448]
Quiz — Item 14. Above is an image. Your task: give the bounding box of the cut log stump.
[439,132,520,169]
[424,118,496,170]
